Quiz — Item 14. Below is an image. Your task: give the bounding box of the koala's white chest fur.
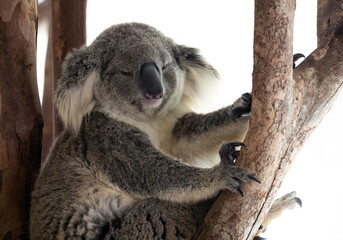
[107,109,179,154]
[106,107,222,168]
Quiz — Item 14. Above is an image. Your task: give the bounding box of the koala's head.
[56,23,218,134]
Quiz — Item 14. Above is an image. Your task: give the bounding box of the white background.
[37,1,343,239]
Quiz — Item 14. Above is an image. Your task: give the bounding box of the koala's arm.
[171,93,251,165]
[87,113,254,203]
[100,133,248,203]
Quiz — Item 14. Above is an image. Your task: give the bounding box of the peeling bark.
[51,0,87,138]
[0,0,43,238]
[195,0,343,239]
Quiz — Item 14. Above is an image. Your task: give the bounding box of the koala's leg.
[105,199,214,240]
[255,191,302,238]
[171,93,251,166]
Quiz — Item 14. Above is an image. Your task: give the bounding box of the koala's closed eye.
[120,70,133,76]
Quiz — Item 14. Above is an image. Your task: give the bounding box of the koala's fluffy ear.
[176,45,220,113]
[55,46,98,134]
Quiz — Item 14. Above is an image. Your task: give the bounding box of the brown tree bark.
[51,0,87,138]
[195,0,343,239]
[0,1,43,239]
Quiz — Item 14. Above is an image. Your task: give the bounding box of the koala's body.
[30,23,258,239]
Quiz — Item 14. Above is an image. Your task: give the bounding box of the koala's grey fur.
[30,23,256,239]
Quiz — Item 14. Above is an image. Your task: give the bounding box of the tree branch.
[195,1,343,239]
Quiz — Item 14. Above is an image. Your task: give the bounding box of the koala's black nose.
[140,62,163,100]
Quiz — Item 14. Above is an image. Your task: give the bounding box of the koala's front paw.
[219,141,244,165]
[220,142,261,196]
[229,93,252,122]
[226,166,261,196]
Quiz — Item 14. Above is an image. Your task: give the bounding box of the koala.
[30,22,258,239]
[30,23,299,240]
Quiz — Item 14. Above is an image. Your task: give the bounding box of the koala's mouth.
[140,97,163,110]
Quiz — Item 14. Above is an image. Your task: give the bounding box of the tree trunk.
[0,1,43,239]
[51,0,87,138]
[195,0,343,239]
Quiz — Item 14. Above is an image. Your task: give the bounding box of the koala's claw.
[219,141,245,165]
[293,53,305,68]
[220,142,261,196]
[253,237,267,240]
[248,174,262,184]
[229,172,260,197]
[229,93,252,122]
[294,197,302,207]
[242,92,252,102]
[236,186,245,197]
